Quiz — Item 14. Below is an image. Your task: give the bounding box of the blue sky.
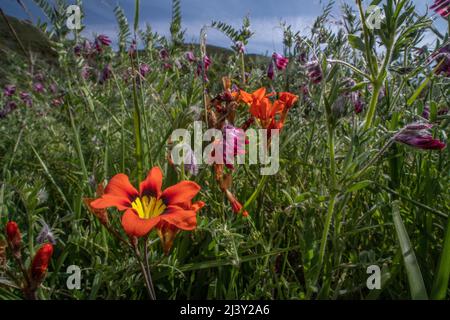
[2,0,446,54]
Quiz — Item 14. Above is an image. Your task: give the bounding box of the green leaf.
[345,180,372,193]
[392,201,428,300]
[348,34,365,52]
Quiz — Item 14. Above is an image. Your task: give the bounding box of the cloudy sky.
[2,0,446,54]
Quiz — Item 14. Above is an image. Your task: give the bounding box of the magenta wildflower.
[235,41,245,54]
[20,92,32,107]
[184,51,196,63]
[203,55,212,70]
[159,48,169,60]
[33,83,44,93]
[305,60,323,84]
[3,85,16,97]
[352,92,365,114]
[430,0,450,18]
[272,53,289,70]
[0,101,18,119]
[96,34,111,46]
[222,124,248,169]
[49,83,58,94]
[394,123,446,150]
[196,55,212,81]
[267,61,275,80]
[99,64,112,84]
[430,45,450,76]
[74,44,82,56]
[139,63,150,77]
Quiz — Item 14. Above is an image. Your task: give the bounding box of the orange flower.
[157,201,205,255]
[238,88,281,129]
[90,167,202,238]
[278,92,298,110]
[225,190,248,217]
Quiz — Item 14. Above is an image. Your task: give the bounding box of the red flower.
[30,243,53,283]
[90,167,203,238]
[6,221,21,251]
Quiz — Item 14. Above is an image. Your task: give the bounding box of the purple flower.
[36,221,56,245]
[267,61,274,80]
[20,92,32,107]
[353,93,365,114]
[159,48,169,60]
[139,63,150,77]
[184,51,196,63]
[235,41,245,54]
[422,105,430,119]
[222,124,247,169]
[305,60,323,84]
[0,101,18,119]
[99,64,112,84]
[298,52,307,64]
[203,55,212,70]
[430,0,450,18]
[430,45,450,76]
[196,55,212,81]
[96,34,111,46]
[49,83,58,94]
[74,44,82,56]
[272,53,289,71]
[3,85,16,97]
[394,123,446,150]
[33,82,44,93]
[182,144,199,176]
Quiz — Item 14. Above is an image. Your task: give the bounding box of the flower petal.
[139,166,163,198]
[104,173,138,201]
[90,194,132,211]
[161,206,197,230]
[162,181,201,205]
[121,209,160,237]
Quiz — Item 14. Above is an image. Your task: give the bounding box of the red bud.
[6,221,21,251]
[30,243,53,283]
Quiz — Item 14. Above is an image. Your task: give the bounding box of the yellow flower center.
[131,196,166,219]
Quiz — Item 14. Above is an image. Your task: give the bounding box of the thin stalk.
[144,237,157,299]
[240,51,246,86]
[131,57,144,182]
[363,83,381,130]
[132,244,155,300]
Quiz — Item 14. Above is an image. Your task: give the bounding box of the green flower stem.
[131,57,144,182]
